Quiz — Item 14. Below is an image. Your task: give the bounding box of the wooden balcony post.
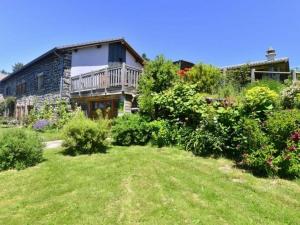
[105,67,108,94]
[121,62,126,92]
[251,68,255,83]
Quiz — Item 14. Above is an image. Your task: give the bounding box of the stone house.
[0,38,144,119]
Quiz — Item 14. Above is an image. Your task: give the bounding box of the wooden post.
[292,70,297,83]
[121,62,126,92]
[251,68,255,83]
[104,68,108,94]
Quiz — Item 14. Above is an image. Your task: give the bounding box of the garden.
[0,56,299,224]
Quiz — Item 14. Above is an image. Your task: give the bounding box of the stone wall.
[1,50,72,118]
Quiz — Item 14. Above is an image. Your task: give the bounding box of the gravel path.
[44,140,63,149]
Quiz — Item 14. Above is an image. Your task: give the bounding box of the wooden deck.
[70,63,142,97]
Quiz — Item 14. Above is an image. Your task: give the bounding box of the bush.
[150,120,177,147]
[185,63,222,93]
[274,131,300,178]
[153,83,207,125]
[265,110,300,151]
[243,86,279,120]
[242,144,278,177]
[0,129,43,171]
[245,78,286,94]
[111,114,151,146]
[138,55,179,117]
[62,111,109,155]
[184,128,223,157]
[281,81,300,109]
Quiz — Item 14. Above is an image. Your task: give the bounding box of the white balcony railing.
[71,63,142,93]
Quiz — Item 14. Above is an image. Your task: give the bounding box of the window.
[16,81,26,96]
[108,43,126,63]
[37,73,44,90]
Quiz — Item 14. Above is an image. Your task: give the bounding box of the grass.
[0,146,299,225]
[0,127,62,142]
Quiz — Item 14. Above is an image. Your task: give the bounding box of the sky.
[0,0,299,72]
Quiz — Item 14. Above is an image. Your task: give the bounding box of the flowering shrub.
[243,86,279,120]
[32,119,51,131]
[281,81,300,109]
[265,110,300,151]
[242,145,278,177]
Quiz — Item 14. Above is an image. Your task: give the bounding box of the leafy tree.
[12,62,24,73]
[138,55,179,117]
[185,63,222,93]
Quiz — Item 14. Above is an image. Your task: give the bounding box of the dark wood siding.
[108,43,126,63]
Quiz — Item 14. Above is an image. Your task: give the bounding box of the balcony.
[70,63,142,97]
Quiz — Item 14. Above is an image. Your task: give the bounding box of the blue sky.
[0,0,299,72]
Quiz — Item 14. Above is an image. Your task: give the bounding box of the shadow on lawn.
[59,145,111,157]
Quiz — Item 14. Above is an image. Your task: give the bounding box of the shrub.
[62,111,108,155]
[0,129,43,171]
[242,144,278,177]
[138,55,179,117]
[184,127,223,157]
[153,82,207,125]
[185,63,222,93]
[243,86,278,120]
[276,131,300,178]
[238,118,269,155]
[265,110,300,151]
[225,65,250,86]
[281,81,300,109]
[111,114,151,146]
[245,78,286,94]
[150,120,177,147]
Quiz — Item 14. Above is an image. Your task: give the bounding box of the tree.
[12,62,24,73]
[0,69,9,75]
[138,55,179,117]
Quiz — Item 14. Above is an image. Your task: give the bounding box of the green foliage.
[111,114,151,146]
[185,63,222,93]
[149,120,177,147]
[242,145,278,177]
[62,111,109,155]
[245,78,286,94]
[265,110,300,151]
[225,65,250,86]
[0,129,43,171]
[153,82,207,125]
[277,136,300,178]
[281,81,300,109]
[27,100,72,129]
[243,86,279,120]
[138,55,179,117]
[12,62,24,73]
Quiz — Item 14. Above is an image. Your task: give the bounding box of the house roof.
[1,38,144,82]
[0,72,7,81]
[221,57,289,70]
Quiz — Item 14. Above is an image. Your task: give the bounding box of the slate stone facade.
[0,51,72,118]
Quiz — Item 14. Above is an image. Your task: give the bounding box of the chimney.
[266,47,276,61]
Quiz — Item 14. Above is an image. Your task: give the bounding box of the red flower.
[291,131,300,142]
[288,145,297,152]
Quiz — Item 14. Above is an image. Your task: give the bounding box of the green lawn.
[0,127,62,142]
[0,146,299,225]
